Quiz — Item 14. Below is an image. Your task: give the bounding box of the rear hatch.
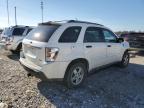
[23,25,60,66]
[23,39,46,66]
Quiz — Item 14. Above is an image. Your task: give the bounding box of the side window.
[84,27,104,42]
[59,26,81,43]
[103,29,117,42]
[12,28,25,36]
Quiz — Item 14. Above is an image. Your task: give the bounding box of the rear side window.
[84,27,104,42]
[12,28,25,36]
[26,25,59,42]
[59,26,81,43]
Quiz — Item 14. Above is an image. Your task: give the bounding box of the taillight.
[45,47,59,62]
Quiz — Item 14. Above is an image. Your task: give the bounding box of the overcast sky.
[0,0,144,31]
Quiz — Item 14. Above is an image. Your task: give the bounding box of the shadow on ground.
[37,63,144,108]
[7,52,20,61]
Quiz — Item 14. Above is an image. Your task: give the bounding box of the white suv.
[20,20,130,88]
[1,25,34,52]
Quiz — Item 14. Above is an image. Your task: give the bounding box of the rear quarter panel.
[47,23,87,63]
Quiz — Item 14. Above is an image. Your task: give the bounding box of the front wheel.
[64,62,87,88]
[119,51,130,68]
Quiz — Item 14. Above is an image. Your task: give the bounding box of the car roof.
[8,25,35,29]
[38,20,112,31]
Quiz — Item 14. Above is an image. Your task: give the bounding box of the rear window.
[26,25,59,42]
[12,28,25,36]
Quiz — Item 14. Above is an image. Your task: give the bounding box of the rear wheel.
[64,62,87,88]
[120,51,130,68]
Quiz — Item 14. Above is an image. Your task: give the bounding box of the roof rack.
[38,20,104,26]
[12,25,31,28]
[67,20,104,26]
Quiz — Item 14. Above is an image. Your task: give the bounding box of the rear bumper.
[19,57,69,79]
[20,58,42,72]
[0,42,15,50]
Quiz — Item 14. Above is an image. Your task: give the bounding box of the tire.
[64,62,87,88]
[119,51,130,68]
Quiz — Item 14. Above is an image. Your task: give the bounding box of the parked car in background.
[120,32,144,56]
[20,20,130,88]
[120,32,144,49]
[0,25,34,52]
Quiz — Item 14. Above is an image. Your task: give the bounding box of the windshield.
[25,25,59,42]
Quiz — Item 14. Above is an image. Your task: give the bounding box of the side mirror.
[117,37,124,43]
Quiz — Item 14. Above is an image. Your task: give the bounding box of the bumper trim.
[19,58,42,72]
[19,60,63,81]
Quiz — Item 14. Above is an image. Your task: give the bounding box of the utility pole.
[6,0,10,26]
[41,0,44,23]
[14,6,17,25]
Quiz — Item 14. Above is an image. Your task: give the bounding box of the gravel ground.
[0,49,144,108]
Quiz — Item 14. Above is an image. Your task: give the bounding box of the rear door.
[83,27,107,70]
[57,26,83,61]
[102,29,122,63]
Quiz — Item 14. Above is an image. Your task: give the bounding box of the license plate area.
[24,44,37,58]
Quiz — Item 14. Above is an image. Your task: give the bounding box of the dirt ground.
[0,50,144,108]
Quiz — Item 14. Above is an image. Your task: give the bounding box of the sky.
[0,0,144,31]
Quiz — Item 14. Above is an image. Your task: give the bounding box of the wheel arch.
[124,49,129,55]
[64,58,89,79]
[16,42,22,51]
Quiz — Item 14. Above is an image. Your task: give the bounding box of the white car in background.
[20,20,130,88]
[1,25,34,52]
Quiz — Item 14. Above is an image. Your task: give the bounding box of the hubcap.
[123,54,129,65]
[71,66,84,85]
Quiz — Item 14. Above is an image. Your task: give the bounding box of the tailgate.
[23,43,45,66]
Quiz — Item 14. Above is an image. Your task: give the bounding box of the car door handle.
[86,45,92,48]
[107,45,111,47]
